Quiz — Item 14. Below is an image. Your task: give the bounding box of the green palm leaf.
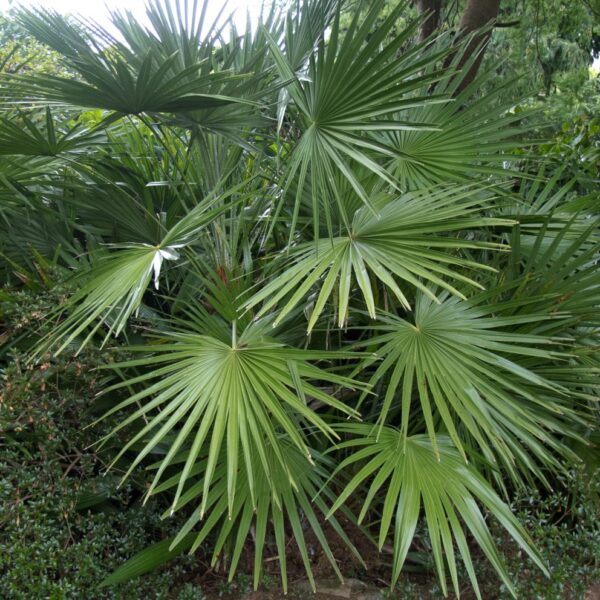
[267,0,449,233]
[142,438,365,593]
[281,0,338,73]
[100,534,196,588]
[0,107,101,156]
[12,5,256,116]
[385,54,527,189]
[328,425,549,599]
[357,291,577,477]
[40,190,246,353]
[488,214,600,336]
[245,186,514,331]
[97,317,362,521]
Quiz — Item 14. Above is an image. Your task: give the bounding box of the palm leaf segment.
[151,439,364,593]
[245,186,514,331]
[98,317,361,524]
[13,2,257,116]
[329,426,548,599]
[361,292,576,477]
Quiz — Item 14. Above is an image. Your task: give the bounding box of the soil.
[173,508,598,600]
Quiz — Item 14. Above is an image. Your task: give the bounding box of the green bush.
[0,286,197,599]
[501,471,600,599]
[0,0,598,596]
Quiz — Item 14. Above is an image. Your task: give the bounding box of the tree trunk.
[415,0,443,42]
[453,0,502,92]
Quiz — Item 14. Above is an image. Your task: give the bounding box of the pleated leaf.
[146,439,365,593]
[358,291,574,475]
[13,5,256,115]
[328,426,549,599]
[267,0,449,232]
[385,55,527,189]
[97,318,362,523]
[0,107,101,156]
[245,186,514,331]
[40,193,240,353]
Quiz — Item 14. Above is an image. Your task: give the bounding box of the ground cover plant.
[0,279,202,599]
[0,0,598,598]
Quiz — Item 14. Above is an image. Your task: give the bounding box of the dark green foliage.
[536,114,600,196]
[0,285,197,599]
[446,0,600,120]
[502,470,600,599]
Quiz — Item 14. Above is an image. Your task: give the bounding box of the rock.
[585,584,600,600]
[293,578,380,599]
[315,579,353,598]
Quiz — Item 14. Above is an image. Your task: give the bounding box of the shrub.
[0,285,197,599]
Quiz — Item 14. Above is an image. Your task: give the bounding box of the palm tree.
[0,0,598,597]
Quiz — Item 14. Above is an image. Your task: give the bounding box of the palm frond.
[11,4,258,116]
[146,438,364,592]
[245,186,514,331]
[356,291,578,479]
[267,0,449,233]
[328,425,548,599]
[97,318,362,522]
[385,55,528,189]
[0,107,101,156]
[40,192,243,353]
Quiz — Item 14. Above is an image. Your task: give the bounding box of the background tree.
[413,0,599,104]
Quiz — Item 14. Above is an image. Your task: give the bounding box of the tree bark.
[413,0,503,92]
[453,0,502,92]
[415,0,443,42]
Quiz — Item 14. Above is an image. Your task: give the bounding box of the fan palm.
[0,0,598,597]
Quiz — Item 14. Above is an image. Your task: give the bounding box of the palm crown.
[0,0,598,597]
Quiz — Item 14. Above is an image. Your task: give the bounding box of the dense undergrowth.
[0,282,199,599]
